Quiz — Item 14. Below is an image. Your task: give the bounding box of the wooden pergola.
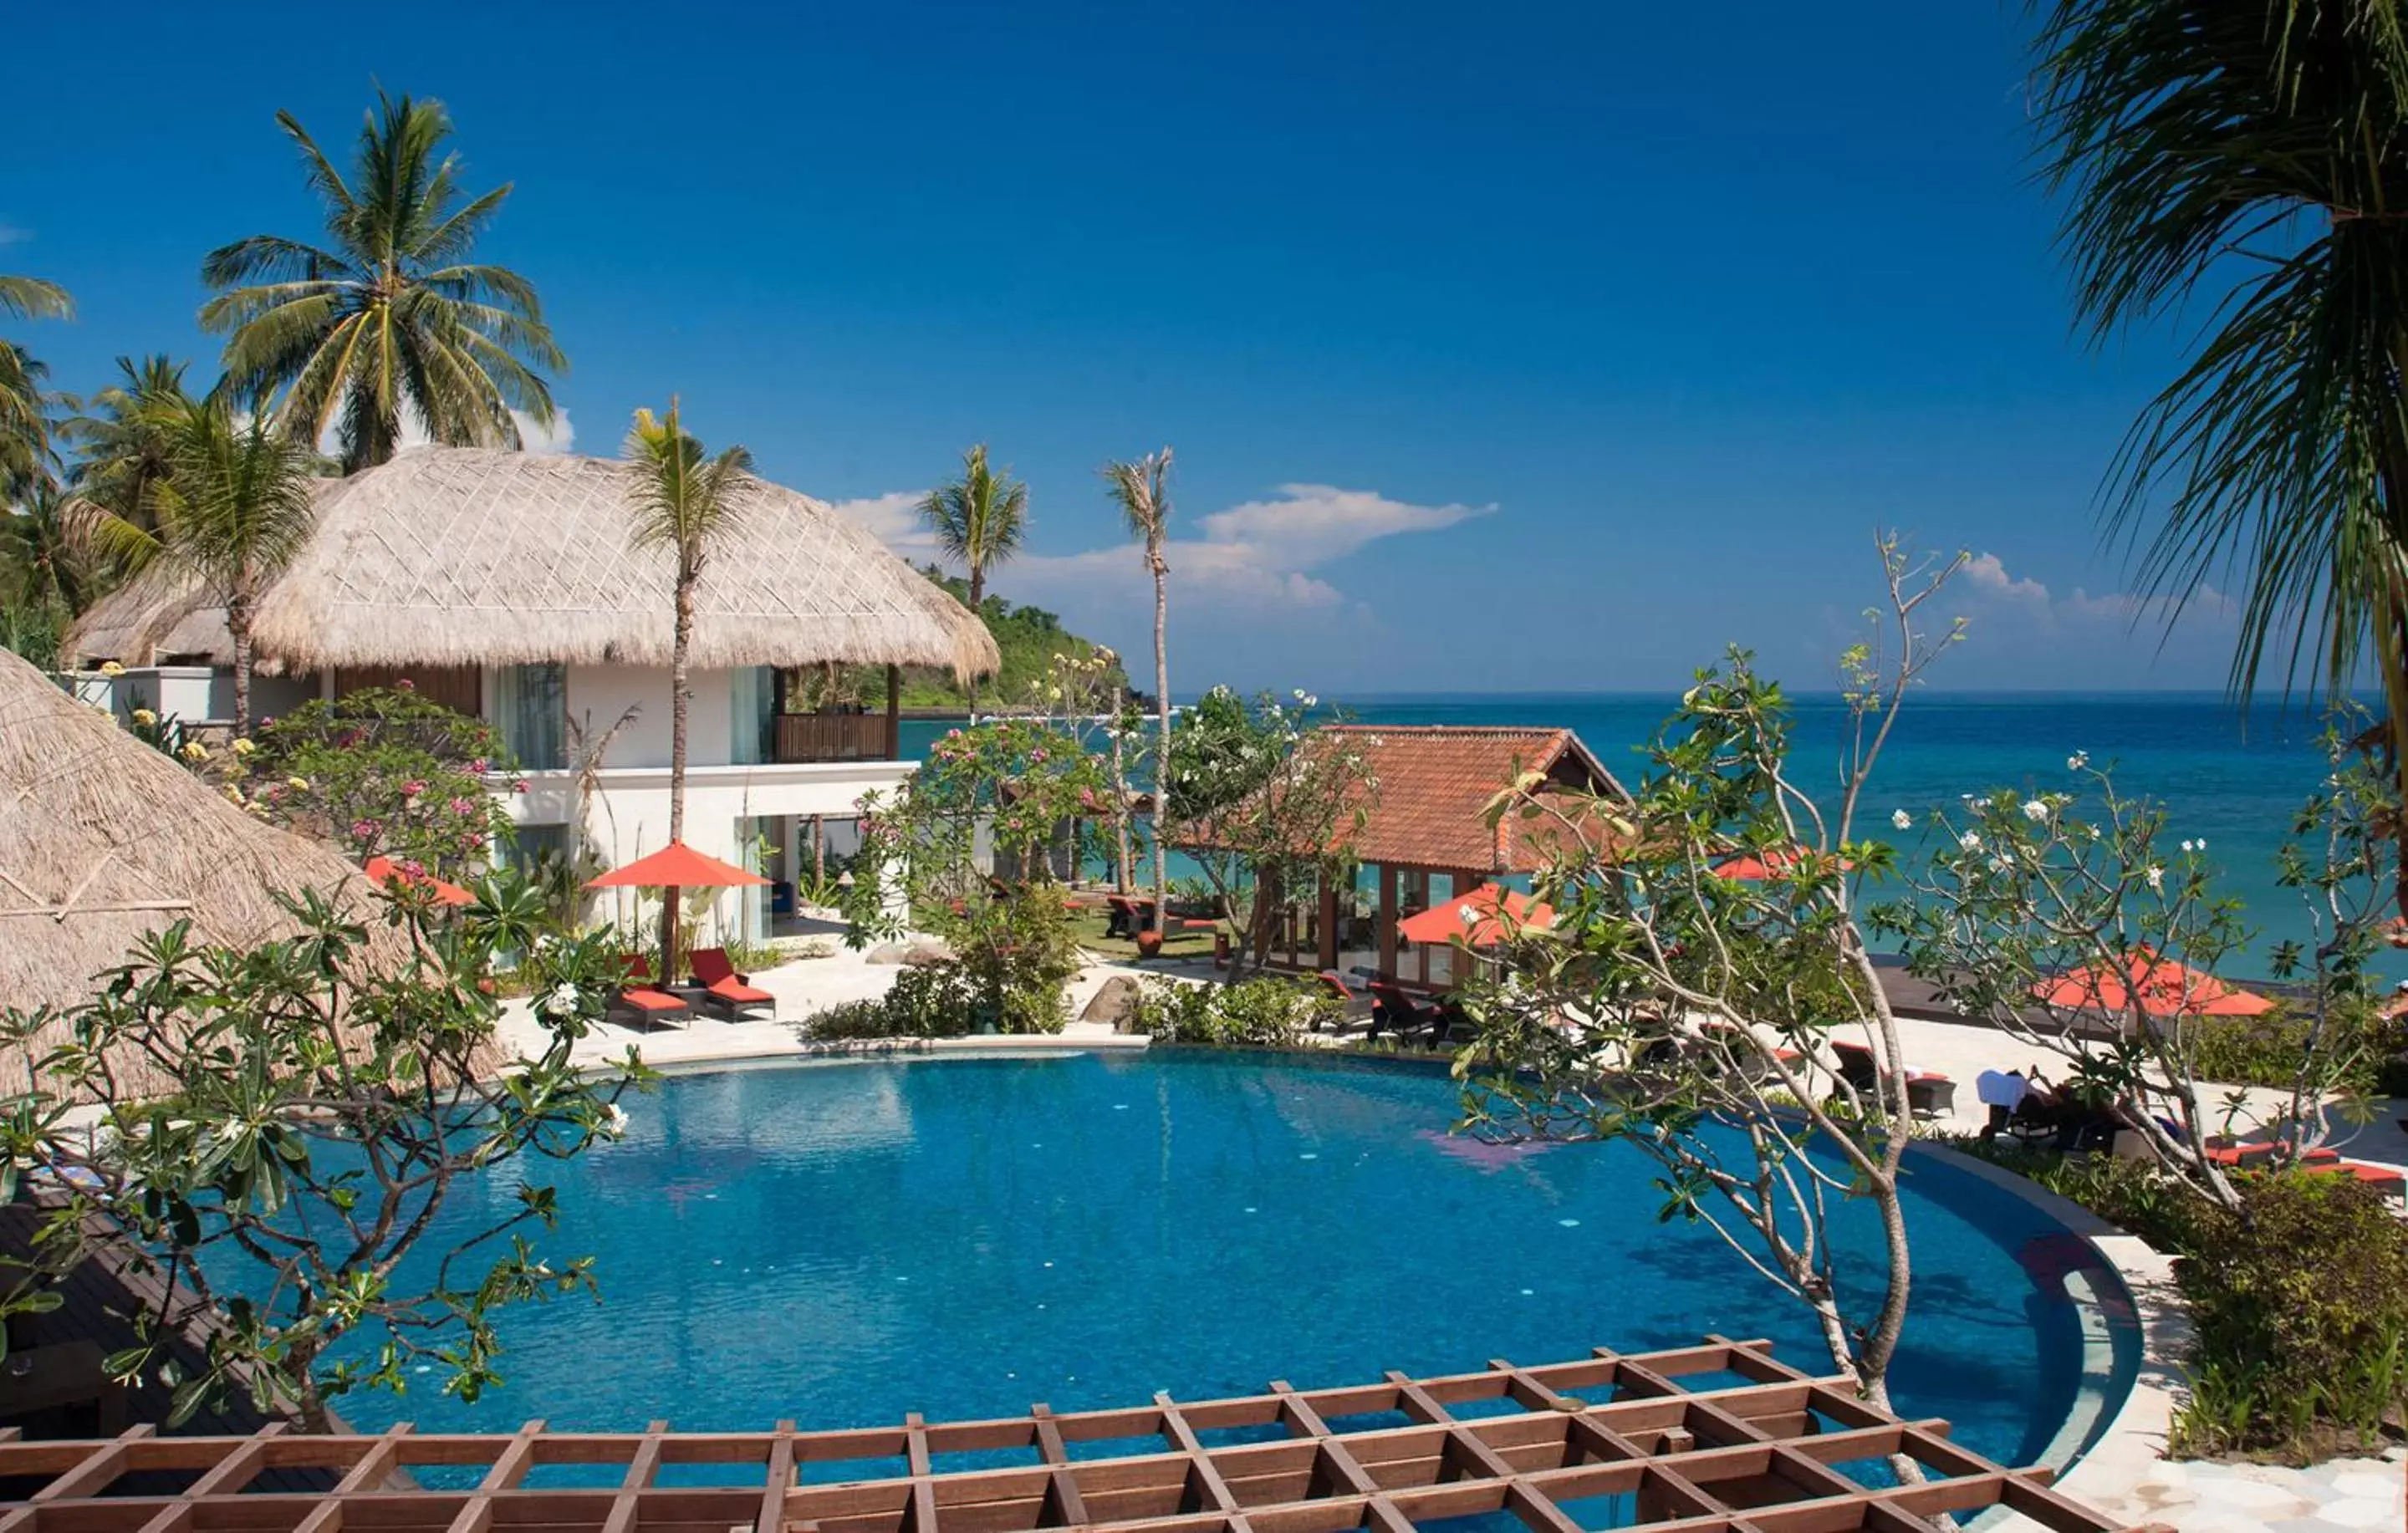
[1233,727,1628,989]
[0,1337,2148,1533]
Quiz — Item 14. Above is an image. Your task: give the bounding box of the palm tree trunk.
[228,588,253,737]
[966,566,983,718]
[1110,686,1134,894]
[1150,547,1171,937]
[663,572,695,977]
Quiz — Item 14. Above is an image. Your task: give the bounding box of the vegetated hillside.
[806,568,1140,712]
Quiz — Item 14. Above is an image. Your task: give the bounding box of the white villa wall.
[561,665,746,770]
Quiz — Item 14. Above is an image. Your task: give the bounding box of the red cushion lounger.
[689,947,774,1018]
[612,954,693,1028]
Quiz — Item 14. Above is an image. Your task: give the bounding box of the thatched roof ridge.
[242,447,996,677]
[0,649,436,1098]
[64,561,231,667]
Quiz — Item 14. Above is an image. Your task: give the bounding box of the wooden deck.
[0,1337,2146,1531]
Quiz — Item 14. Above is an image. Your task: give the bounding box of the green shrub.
[2189,1003,2406,1095]
[801,964,979,1041]
[1131,976,1337,1047]
[1953,1136,2408,1459]
[2171,1174,2408,1457]
[1938,1136,2204,1252]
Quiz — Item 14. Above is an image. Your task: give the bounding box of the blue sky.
[9,2,2243,693]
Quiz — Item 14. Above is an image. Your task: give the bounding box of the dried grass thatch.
[0,648,452,1098]
[65,448,997,679]
[61,561,232,668]
[258,447,996,676]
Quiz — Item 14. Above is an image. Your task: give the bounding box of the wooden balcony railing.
[771,711,897,763]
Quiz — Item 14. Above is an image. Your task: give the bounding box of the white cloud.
[0,223,27,247]
[830,481,1489,612]
[342,405,574,457]
[1958,550,2237,634]
[828,490,939,560]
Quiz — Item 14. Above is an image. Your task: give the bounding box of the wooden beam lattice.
[0,1338,2161,1532]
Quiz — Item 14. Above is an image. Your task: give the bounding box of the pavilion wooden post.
[1317,874,1340,972]
[1376,863,1399,979]
[884,665,901,760]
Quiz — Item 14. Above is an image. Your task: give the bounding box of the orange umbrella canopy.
[363,855,474,907]
[1396,884,1553,947]
[2031,948,2273,1017]
[1712,847,1854,880]
[587,840,769,890]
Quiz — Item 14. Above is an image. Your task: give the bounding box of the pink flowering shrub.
[230,688,515,879]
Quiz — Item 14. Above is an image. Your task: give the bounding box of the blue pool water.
[326,1052,2133,1472]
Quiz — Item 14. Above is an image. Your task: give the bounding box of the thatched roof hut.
[64,448,998,679]
[61,560,235,667]
[0,648,426,1097]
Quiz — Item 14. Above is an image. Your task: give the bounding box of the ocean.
[907,690,2392,977]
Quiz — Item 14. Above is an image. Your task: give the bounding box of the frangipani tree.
[843,718,1108,1032]
[0,873,644,1432]
[1169,687,1375,978]
[1878,725,2393,1210]
[1459,544,1963,1408]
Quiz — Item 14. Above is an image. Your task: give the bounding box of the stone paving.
[2115,1452,2404,1533]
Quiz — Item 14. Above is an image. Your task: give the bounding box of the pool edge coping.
[1911,1140,2187,1520]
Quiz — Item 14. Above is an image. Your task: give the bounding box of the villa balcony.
[771,711,897,763]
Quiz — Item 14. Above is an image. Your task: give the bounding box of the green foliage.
[200,89,564,473]
[224,685,518,879]
[0,272,73,495]
[855,575,1133,708]
[2173,1174,2408,1457]
[1166,687,1370,975]
[0,870,645,1428]
[802,964,979,1041]
[1951,1136,2408,1459]
[2189,1003,2405,1096]
[1130,976,1337,1047]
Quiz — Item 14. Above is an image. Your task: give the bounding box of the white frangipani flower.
[2145,866,2165,892]
[2068,751,2089,771]
[2022,800,2049,823]
[1891,809,1913,831]
[2179,839,2194,853]
[543,983,580,1015]
[1959,831,1983,852]
[602,1103,630,1136]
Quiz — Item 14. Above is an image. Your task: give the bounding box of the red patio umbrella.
[1712,847,1854,880]
[589,841,770,986]
[363,855,475,907]
[1396,884,1553,948]
[2031,948,2273,1018]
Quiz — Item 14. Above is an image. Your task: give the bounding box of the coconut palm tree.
[918,443,1028,712]
[200,90,564,474]
[59,355,195,574]
[81,399,317,733]
[624,400,754,971]
[0,479,94,618]
[2033,1,2408,906]
[1,276,72,494]
[1103,448,1174,942]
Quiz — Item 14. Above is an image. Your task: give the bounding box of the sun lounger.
[611,955,692,1030]
[1316,970,1373,1027]
[1367,980,1432,1039]
[1834,1041,1955,1118]
[688,946,775,1020]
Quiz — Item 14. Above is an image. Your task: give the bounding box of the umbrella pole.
[661,882,682,989]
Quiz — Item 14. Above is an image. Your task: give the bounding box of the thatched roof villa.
[0,646,424,1097]
[62,446,995,949]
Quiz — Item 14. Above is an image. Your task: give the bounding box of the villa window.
[731,666,773,766]
[495,664,567,772]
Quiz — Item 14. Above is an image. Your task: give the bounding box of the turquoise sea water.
[310,1053,2134,1472]
[913,690,2380,970]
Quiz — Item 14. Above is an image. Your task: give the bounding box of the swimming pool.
[329,1050,2135,1470]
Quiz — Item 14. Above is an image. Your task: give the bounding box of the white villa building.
[61,447,996,943]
